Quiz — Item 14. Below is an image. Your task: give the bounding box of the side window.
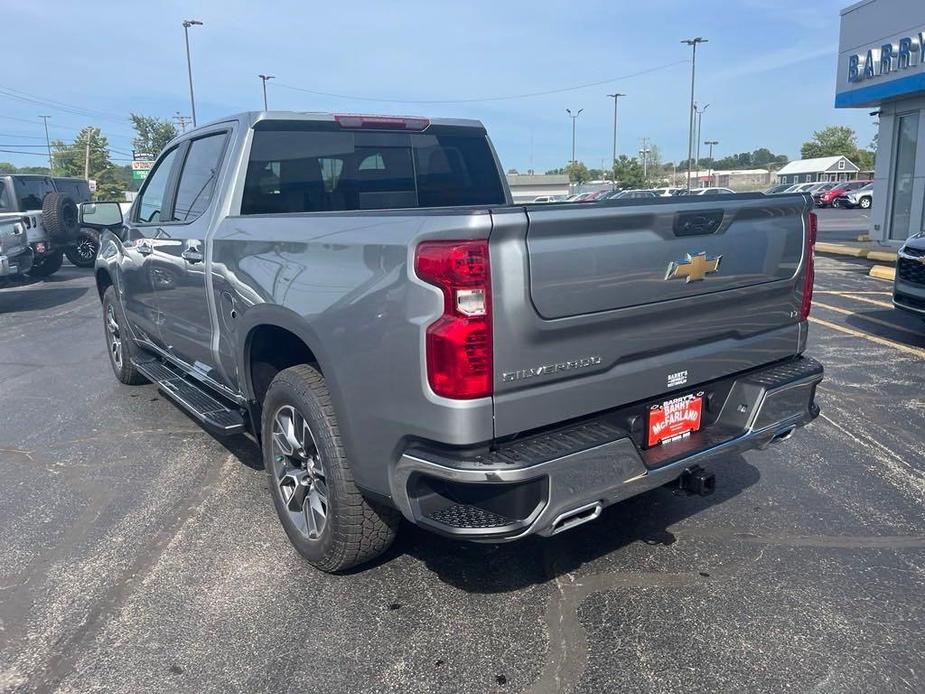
[172,133,228,222]
[136,148,179,224]
[0,182,9,212]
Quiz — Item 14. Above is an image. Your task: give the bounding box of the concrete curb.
[815,242,897,264]
[868,265,896,282]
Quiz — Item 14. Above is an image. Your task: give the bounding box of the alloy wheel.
[105,304,122,368]
[75,235,99,263]
[271,404,329,540]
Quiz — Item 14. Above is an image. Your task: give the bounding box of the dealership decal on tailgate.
[647,392,704,447]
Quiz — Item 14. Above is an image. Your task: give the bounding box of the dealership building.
[836,0,925,242]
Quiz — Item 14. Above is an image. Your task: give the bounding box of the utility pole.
[182,19,203,126]
[84,127,98,180]
[258,74,275,110]
[639,137,651,181]
[682,37,708,191]
[174,113,193,133]
[566,108,583,166]
[39,115,52,173]
[704,139,719,186]
[606,93,625,189]
[694,103,710,187]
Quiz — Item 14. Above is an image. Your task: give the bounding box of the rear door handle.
[181,247,203,263]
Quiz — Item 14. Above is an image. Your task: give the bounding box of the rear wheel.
[262,365,399,572]
[65,229,100,268]
[27,250,64,278]
[102,286,147,385]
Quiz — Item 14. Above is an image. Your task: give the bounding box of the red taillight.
[800,212,816,320]
[334,114,430,131]
[415,240,492,399]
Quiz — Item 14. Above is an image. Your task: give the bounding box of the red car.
[818,180,871,207]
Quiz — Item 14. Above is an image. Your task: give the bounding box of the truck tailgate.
[489,194,812,438]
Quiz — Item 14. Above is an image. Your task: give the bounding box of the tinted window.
[0,181,10,212]
[172,133,227,221]
[53,179,91,203]
[13,177,55,210]
[136,148,179,224]
[242,127,505,214]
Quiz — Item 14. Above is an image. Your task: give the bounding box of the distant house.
[506,174,570,203]
[671,168,770,190]
[775,156,859,185]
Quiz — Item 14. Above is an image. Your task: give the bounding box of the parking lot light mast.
[39,115,52,173]
[704,139,718,185]
[606,93,625,189]
[694,103,710,186]
[258,74,275,110]
[183,19,203,127]
[566,107,583,166]
[682,37,707,191]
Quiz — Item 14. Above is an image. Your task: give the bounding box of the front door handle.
[136,240,153,256]
[181,247,203,263]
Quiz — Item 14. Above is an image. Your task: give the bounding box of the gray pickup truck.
[85,112,823,572]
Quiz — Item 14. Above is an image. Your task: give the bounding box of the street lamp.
[182,19,203,127]
[566,107,583,165]
[682,37,708,191]
[704,139,719,186]
[258,74,275,110]
[694,102,710,186]
[606,93,625,189]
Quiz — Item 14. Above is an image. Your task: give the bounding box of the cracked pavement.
[1,257,923,693]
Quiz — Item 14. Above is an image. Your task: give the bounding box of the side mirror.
[80,201,123,229]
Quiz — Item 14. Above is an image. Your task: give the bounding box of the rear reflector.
[415,240,492,399]
[334,114,430,131]
[800,212,816,320]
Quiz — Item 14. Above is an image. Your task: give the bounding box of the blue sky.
[2,0,875,172]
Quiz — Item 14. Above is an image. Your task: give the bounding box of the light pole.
[694,103,710,187]
[566,107,583,166]
[183,19,203,127]
[258,74,275,110]
[704,139,718,186]
[682,37,708,191]
[84,127,98,180]
[39,115,52,172]
[639,138,651,181]
[606,93,625,189]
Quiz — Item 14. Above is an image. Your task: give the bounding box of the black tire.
[262,365,399,572]
[27,249,64,278]
[101,286,147,385]
[42,192,80,242]
[65,228,100,268]
[859,196,872,210]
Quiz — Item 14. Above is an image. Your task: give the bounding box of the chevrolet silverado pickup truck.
[85,112,823,572]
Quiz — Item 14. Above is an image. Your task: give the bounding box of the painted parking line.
[826,294,895,309]
[815,290,892,296]
[813,301,925,337]
[809,316,925,359]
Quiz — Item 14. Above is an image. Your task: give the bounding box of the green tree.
[565,160,591,184]
[800,126,859,160]
[129,114,178,157]
[612,155,645,188]
[0,161,17,173]
[18,166,52,174]
[51,127,125,200]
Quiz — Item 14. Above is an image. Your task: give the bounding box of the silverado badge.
[665,252,722,282]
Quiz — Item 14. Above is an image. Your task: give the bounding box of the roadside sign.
[132,169,148,181]
[88,179,97,192]
[131,160,154,171]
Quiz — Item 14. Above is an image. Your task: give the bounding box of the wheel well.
[247,325,319,404]
[95,268,113,298]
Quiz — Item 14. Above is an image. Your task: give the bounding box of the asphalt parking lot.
[1,247,923,693]
[814,206,871,242]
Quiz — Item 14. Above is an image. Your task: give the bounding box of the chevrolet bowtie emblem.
[665,252,722,282]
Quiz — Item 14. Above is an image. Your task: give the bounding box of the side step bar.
[133,358,246,435]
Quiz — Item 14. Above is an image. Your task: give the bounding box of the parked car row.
[763,180,872,209]
[532,186,736,203]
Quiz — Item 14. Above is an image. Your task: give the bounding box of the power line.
[274,60,690,105]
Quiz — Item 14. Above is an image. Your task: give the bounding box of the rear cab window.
[241,122,505,214]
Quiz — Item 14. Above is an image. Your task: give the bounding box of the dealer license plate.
[647,392,704,447]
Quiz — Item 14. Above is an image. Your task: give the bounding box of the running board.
[133,358,246,434]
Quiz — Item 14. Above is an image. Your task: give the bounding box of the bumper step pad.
[134,358,245,434]
[425,504,514,529]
